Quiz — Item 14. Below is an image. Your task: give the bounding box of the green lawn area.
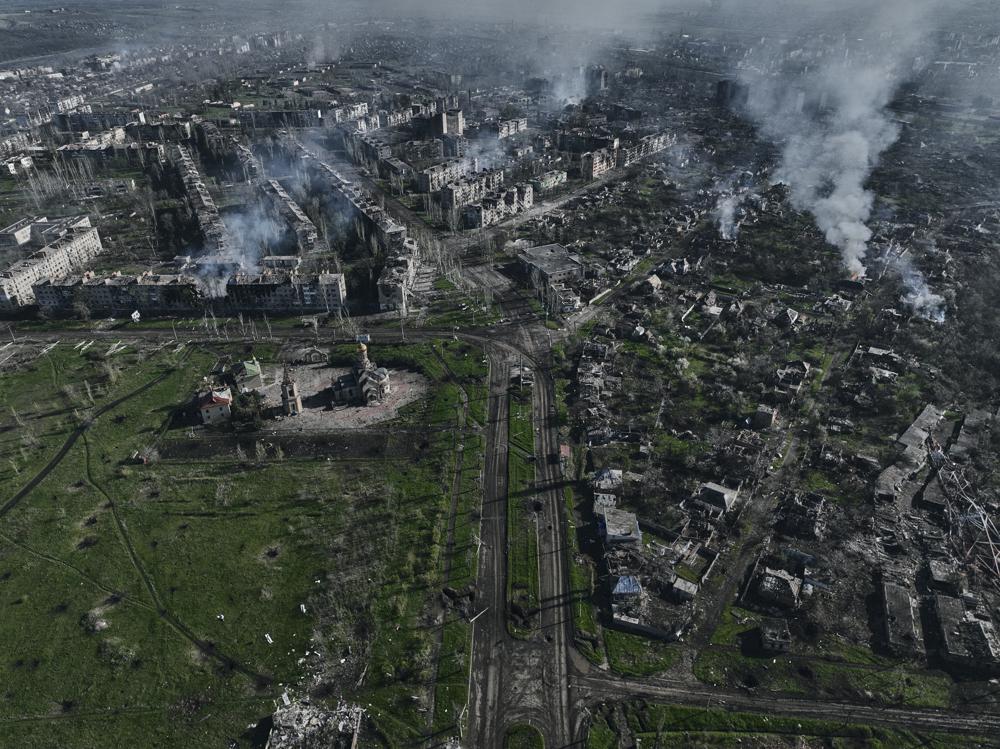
[709,605,762,646]
[588,702,987,749]
[505,722,545,749]
[422,283,502,330]
[564,485,601,663]
[694,646,954,709]
[603,630,679,677]
[803,469,840,495]
[430,345,487,737]
[0,338,487,747]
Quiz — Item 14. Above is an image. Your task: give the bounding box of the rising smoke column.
[894,249,946,322]
[735,0,953,319]
[194,205,284,296]
[714,193,742,241]
[743,55,903,278]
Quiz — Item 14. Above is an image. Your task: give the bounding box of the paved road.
[532,371,574,746]
[466,350,511,748]
[462,310,577,748]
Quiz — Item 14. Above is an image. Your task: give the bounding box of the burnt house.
[752,567,802,610]
[777,493,827,540]
[760,617,792,653]
[933,595,1000,674]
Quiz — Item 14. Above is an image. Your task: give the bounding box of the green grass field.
[505,722,545,749]
[0,338,487,747]
[603,630,679,677]
[587,703,987,749]
[564,486,601,663]
[693,646,954,709]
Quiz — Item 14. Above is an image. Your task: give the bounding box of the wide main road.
[465,349,511,748]
[531,366,574,745]
[463,321,579,748]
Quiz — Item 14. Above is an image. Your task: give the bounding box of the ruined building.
[0,221,104,309]
[281,365,303,416]
[172,145,231,256]
[331,343,391,407]
[259,179,325,256]
[226,270,347,314]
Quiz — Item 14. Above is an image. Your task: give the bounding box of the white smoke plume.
[742,59,904,277]
[737,1,949,280]
[194,206,284,296]
[890,248,946,322]
[714,194,741,241]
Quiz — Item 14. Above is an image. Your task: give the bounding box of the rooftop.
[518,243,583,278]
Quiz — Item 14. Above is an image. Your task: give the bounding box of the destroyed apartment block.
[259,178,326,256]
[0,221,105,309]
[462,183,534,229]
[172,144,232,256]
[932,595,1000,675]
[377,248,419,315]
[416,158,477,193]
[281,137,419,262]
[875,404,944,506]
[879,580,924,657]
[226,271,348,314]
[35,270,199,316]
[530,169,567,195]
[950,408,994,464]
[440,169,505,210]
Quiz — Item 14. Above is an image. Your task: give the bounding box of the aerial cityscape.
[2,0,1000,747]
